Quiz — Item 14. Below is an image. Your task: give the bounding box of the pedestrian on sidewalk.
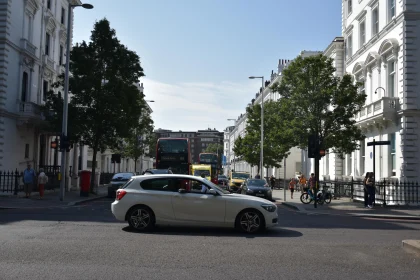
[299,175,307,193]
[363,172,370,208]
[269,175,275,190]
[22,163,36,198]
[366,172,375,209]
[289,178,296,199]
[37,168,48,199]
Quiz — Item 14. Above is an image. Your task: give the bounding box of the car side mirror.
[178,188,187,194]
[208,189,217,195]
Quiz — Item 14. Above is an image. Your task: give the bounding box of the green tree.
[42,18,145,192]
[119,103,154,173]
[270,54,366,198]
[233,102,289,174]
[204,143,224,170]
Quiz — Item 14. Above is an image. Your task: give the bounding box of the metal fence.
[319,179,420,206]
[0,166,73,194]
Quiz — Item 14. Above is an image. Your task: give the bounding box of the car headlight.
[261,204,276,212]
[246,189,254,193]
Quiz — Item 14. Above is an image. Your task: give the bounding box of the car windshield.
[247,179,268,187]
[232,173,250,180]
[218,175,227,179]
[194,170,210,176]
[112,173,133,180]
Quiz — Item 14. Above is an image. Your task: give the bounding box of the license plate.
[256,193,265,197]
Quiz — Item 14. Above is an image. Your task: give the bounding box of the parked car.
[111,174,278,233]
[142,168,173,175]
[108,172,136,198]
[240,178,273,201]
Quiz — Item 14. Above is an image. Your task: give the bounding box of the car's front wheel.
[127,206,155,231]
[236,209,264,233]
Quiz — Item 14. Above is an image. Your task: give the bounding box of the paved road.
[0,198,419,280]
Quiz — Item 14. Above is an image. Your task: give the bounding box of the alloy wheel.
[129,208,152,230]
[239,211,261,233]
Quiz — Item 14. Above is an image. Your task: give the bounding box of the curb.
[0,194,108,209]
[402,240,420,255]
[67,195,108,206]
[279,202,420,220]
[281,202,304,212]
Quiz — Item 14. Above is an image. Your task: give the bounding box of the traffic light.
[319,149,326,157]
[111,154,121,164]
[59,134,72,152]
[308,135,318,158]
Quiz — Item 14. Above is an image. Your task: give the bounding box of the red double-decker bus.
[199,153,219,184]
[156,138,191,175]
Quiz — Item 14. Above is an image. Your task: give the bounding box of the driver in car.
[200,173,209,193]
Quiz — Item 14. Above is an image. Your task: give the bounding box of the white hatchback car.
[111,174,278,233]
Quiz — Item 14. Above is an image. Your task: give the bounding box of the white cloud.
[141,78,259,131]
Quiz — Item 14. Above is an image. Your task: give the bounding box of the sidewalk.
[0,186,109,209]
[272,189,420,220]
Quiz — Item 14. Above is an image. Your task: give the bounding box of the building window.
[25,144,30,159]
[372,7,379,36]
[45,33,50,56]
[347,154,352,175]
[346,34,353,59]
[47,0,51,10]
[21,72,29,101]
[348,0,352,16]
[359,21,366,47]
[59,45,63,65]
[61,7,66,24]
[43,80,48,102]
[388,61,396,97]
[388,0,395,21]
[390,133,396,176]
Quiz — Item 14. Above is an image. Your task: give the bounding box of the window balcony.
[20,39,37,57]
[43,55,55,71]
[16,101,43,126]
[355,97,399,128]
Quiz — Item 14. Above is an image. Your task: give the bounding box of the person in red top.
[308,173,316,199]
[288,178,296,199]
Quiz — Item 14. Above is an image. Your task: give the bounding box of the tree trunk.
[134,157,139,174]
[90,147,98,193]
[314,156,320,208]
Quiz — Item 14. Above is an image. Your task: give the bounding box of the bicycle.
[300,189,331,205]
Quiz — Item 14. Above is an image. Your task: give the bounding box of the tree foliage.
[270,54,366,157]
[42,18,145,191]
[119,103,154,173]
[233,102,290,173]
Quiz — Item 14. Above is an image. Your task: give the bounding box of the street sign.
[367,140,391,146]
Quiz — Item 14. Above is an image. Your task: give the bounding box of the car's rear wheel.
[236,209,264,233]
[127,206,155,231]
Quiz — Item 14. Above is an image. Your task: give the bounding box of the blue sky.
[72,0,342,131]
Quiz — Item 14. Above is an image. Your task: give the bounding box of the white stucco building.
[0,0,79,172]
[328,0,420,182]
[224,55,321,180]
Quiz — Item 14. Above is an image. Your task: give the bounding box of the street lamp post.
[59,2,93,201]
[249,76,265,178]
